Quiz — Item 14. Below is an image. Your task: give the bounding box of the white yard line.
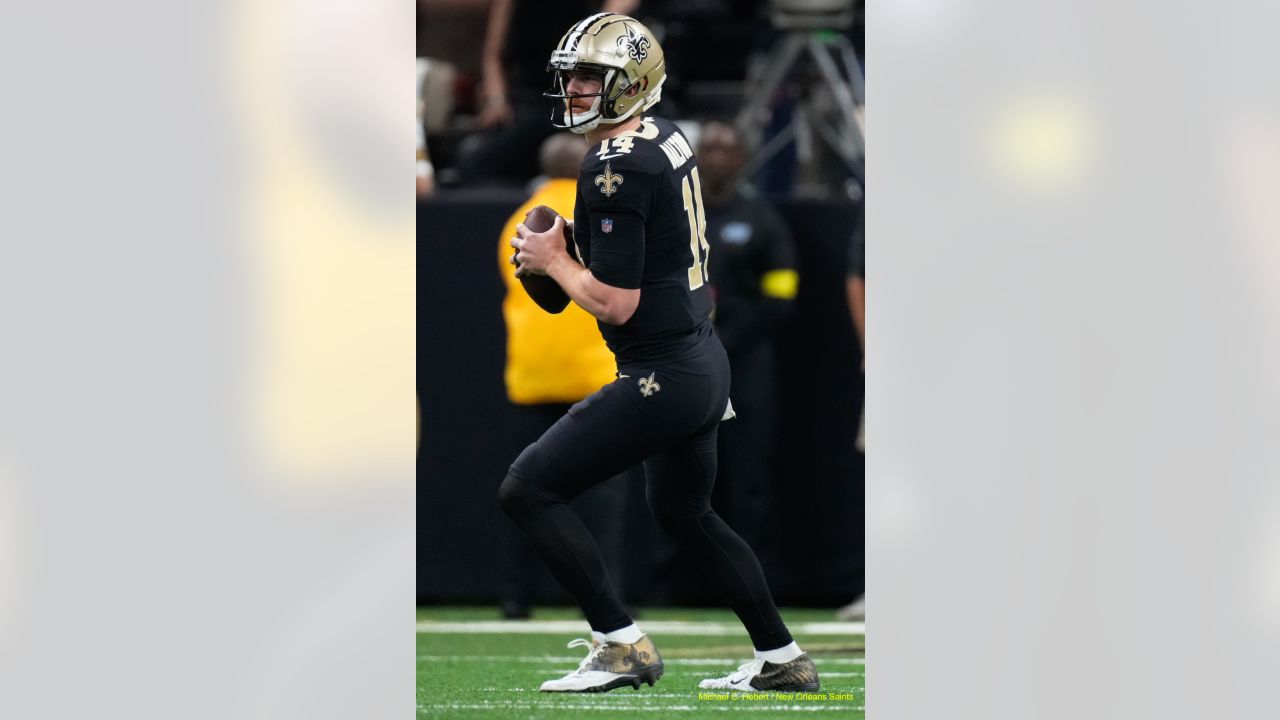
[416,619,865,635]
[459,687,864,697]
[423,702,862,712]
[418,655,586,663]
[669,658,865,666]
[417,654,865,666]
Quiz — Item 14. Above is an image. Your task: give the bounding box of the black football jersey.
[574,116,715,364]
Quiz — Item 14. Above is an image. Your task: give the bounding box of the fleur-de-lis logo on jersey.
[595,162,624,197]
[617,24,651,63]
[638,372,661,397]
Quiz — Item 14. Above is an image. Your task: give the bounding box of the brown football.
[517,205,575,314]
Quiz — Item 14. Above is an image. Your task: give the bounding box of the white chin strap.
[566,96,603,134]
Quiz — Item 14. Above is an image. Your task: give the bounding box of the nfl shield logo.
[601,218,614,233]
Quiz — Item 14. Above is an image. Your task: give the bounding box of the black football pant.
[498,341,795,651]
[500,402,635,611]
[651,342,778,603]
[714,342,778,552]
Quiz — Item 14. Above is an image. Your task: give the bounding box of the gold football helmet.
[544,13,666,134]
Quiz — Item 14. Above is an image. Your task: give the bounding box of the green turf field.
[417,607,865,718]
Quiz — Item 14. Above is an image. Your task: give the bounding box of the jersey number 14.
[682,168,711,290]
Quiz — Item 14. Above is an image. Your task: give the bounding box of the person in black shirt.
[499,13,818,695]
[836,204,865,621]
[698,120,798,549]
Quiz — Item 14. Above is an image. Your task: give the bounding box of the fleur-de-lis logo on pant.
[638,372,660,397]
[595,162,624,197]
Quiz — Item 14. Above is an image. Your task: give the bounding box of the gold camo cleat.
[698,653,820,692]
[539,634,665,693]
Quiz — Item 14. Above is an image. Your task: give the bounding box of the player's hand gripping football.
[511,215,571,278]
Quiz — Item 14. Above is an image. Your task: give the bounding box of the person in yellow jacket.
[497,132,637,619]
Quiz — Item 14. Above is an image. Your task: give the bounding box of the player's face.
[564,70,604,113]
[697,124,745,185]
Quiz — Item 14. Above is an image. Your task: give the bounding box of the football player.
[500,13,820,694]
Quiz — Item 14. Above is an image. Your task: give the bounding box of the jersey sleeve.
[587,208,645,289]
[579,154,663,290]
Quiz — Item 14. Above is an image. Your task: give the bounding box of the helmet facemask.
[544,64,616,134]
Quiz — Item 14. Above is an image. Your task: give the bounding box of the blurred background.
[417,0,866,613]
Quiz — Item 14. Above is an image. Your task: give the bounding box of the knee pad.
[646,486,711,536]
[497,462,565,520]
[496,470,529,517]
[649,505,707,541]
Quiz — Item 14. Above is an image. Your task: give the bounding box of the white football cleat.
[538,635,664,693]
[698,654,820,692]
